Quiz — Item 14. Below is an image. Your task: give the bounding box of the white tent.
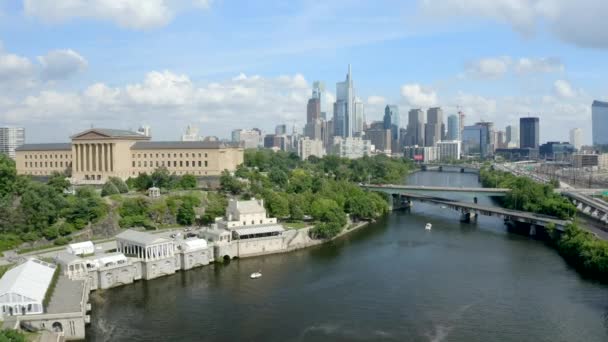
[66,241,95,255]
[0,259,56,317]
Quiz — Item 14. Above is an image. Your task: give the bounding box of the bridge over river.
[361,184,570,234]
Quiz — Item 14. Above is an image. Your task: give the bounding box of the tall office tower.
[232,128,262,149]
[447,114,460,141]
[475,121,495,152]
[334,65,355,138]
[458,111,465,140]
[496,130,506,149]
[307,98,321,123]
[592,100,608,146]
[275,124,287,135]
[304,119,323,140]
[383,105,400,152]
[406,109,425,146]
[520,117,540,149]
[505,125,519,148]
[569,128,582,150]
[425,107,443,147]
[137,125,151,137]
[462,124,490,158]
[181,124,200,141]
[354,101,365,135]
[0,127,25,159]
[312,81,328,119]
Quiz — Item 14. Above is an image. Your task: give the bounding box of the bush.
[177,203,195,225]
[0,329,27,342]
[179,174,197,189]
[109,177,129,193]
[53,237,71,246]
[101,181,120,197]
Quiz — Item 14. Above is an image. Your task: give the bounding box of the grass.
[283,222,309,229]
[0,264,14,278]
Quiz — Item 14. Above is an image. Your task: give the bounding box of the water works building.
[14,128,244,184]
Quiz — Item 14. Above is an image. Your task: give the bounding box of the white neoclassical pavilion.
[116,230,175,261]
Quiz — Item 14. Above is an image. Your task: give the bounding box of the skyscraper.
[0,127,25,159]
[406,109,425,146]
[383,105,400,152]
[275,124,287,135]
[569,128,582,150]
[307,98,320,123]
[447,114,460,141]
[334,65,355,138]
[312,81,327,120]
[425,107,443,147]
[354,100,365,135]
[520,117,540,149]
[505,125,519,148]
[592,100,608,146]
[462,124,489,158]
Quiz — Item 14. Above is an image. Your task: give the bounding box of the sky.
[0,0,606,144]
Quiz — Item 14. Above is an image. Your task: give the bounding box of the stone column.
[74,145,79,172]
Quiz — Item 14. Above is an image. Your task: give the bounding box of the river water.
[87,171,608,342]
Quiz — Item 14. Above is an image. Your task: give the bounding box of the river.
[87,171,608,341]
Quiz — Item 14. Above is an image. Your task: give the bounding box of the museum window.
[204,161,208,167]
[198,161,201,167]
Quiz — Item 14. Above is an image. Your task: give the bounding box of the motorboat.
[250,271,262,279]
[425,223,432,230]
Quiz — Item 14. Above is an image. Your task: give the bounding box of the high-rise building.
[476,122,495,152]
[354,101,365,135]
[425,107,443,147]
[331,136,373,159]
[406,109,425,146]
[383,105,400,153]
[137,125,151,137]
[307,98,321,123]
[0,127,25,159]
[297,137,325,160]
[520,117,540,149]
[496,130,506,149]
[437,140,461,161]
[275,124,287,135]
[232,128,262,149]
[304,119,323,140]
[312,81,328,120]
[505,125,519,148]
[592,100,608,146]
[181,124,200,141]
[447,114,460,141]
[462,124,490,158]
[334,65,355,138]
[569,128,582,150]
[364,128,391,154]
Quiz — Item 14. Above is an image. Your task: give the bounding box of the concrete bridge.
[362,184,510,197]
[389,193,570,233]
[560,191,608,224]
[421,164,481,174]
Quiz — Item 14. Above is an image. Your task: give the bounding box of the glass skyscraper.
[462,124,489,158]
[334,65,354,138]
[592,100,608,146]
[520,117,539,149]
[447,114,459,141]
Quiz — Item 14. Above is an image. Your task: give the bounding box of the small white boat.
[425,223,432,230]
[250,271,262,279]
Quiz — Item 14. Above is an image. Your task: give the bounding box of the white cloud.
[465,56,563,79]
[38,49,88,81]
[400,84,438,107]
[0,71,312,134]
[513,57,564,74]
[0,44,35,86]
[466,57,511,79]
[420,0,608,49]
[23,0,213,30]
[367,95,386,105]
[553,79,576,98]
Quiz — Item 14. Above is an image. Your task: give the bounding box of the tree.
[269,167,288,188]
[47,172,70,193]
[101,181,120,197]
[177,203,195,225]
[0,155,17,198]
[0,329,27,342]
[109,177,129,193]
[220,170,244,195]
[179,174,197,189]
[263,191,289,218]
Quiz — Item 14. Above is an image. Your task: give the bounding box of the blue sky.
[0,0,606,144]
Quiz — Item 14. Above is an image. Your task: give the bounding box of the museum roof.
[15,143,72,151]
[131,141,239,150]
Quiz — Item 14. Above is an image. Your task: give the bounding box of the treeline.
[125,167,197,192]
[114,191,226,229]
[551,223,608,283]
[221,150,412,239]
[479,167,576,219]
[0,155,107,251]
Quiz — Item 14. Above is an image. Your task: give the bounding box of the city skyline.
[0,1,606,144]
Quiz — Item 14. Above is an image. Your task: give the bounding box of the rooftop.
[116,229,171,246]
[233,224,285,236]
[593,100,608,108]
[0,259,56,302]
[15,143,72,152]
[131,141,239,150]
